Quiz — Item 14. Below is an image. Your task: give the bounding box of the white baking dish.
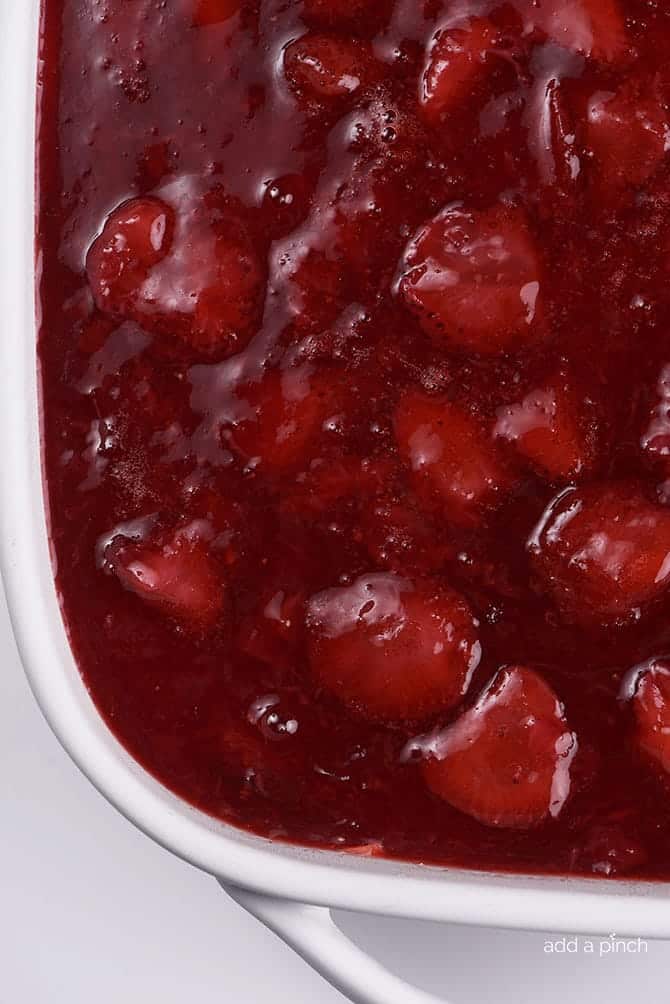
[2,4,669,1003]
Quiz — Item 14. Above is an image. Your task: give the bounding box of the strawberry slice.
[87,197,174,316]
[106,521,225,627]
[532,0,627,62]
[419,18,498,124]
[188,0,239,26]
[305,573,481,722]
[221,366,344,474]
[394,390,513,525]
[284,33,372,100]
[585,84,668,193]
[493,383,592,480]
[528,485,670,622]
[397,204,544,354]
[420,666,577,829]
[625,659,670,776]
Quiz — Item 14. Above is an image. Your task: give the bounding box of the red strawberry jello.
[37,0,670,878]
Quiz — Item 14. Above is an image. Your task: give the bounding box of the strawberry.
[105,521,225,627]
[532,0,627,63]
[284,34,373,100]
[221,366,344,474]
[528,485,670,622]
[86,197,174,316]
[305,573,481,722]
[87,194,264,357]
[394,390,513,525]
[188,0,239,26]
[397,204,544,354]
[419,18,498,124]
[420,666,577,829]
[625,658,670,777]
[493,383,592,480]
[585,84,668,194]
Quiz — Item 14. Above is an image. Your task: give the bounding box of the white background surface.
[2,582,670,1004]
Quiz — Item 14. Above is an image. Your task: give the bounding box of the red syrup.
[36,0,670,878]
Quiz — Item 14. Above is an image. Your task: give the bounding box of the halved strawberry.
[585,84,668,193]
[626,659,670,777]
[397,204,544,354]
[86,197,174,316]
[284,33,372,100]
[528,485,670,622]
[532,0,627,62]
[188,0,239,26]
[305,573,481,722]
[221,366,344,474]
[88,193,264,357]
[394,390,513,525]
[493,383,592,480]
[420,665,577,829]
[419,18,498,124]
[105,521,225,627]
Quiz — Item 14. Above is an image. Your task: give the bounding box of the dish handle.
[223,883,450,1004]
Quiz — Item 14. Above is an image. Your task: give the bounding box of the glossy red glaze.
[37,0,670,878]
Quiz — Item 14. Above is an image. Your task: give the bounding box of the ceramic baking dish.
[2,4,670,1003]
